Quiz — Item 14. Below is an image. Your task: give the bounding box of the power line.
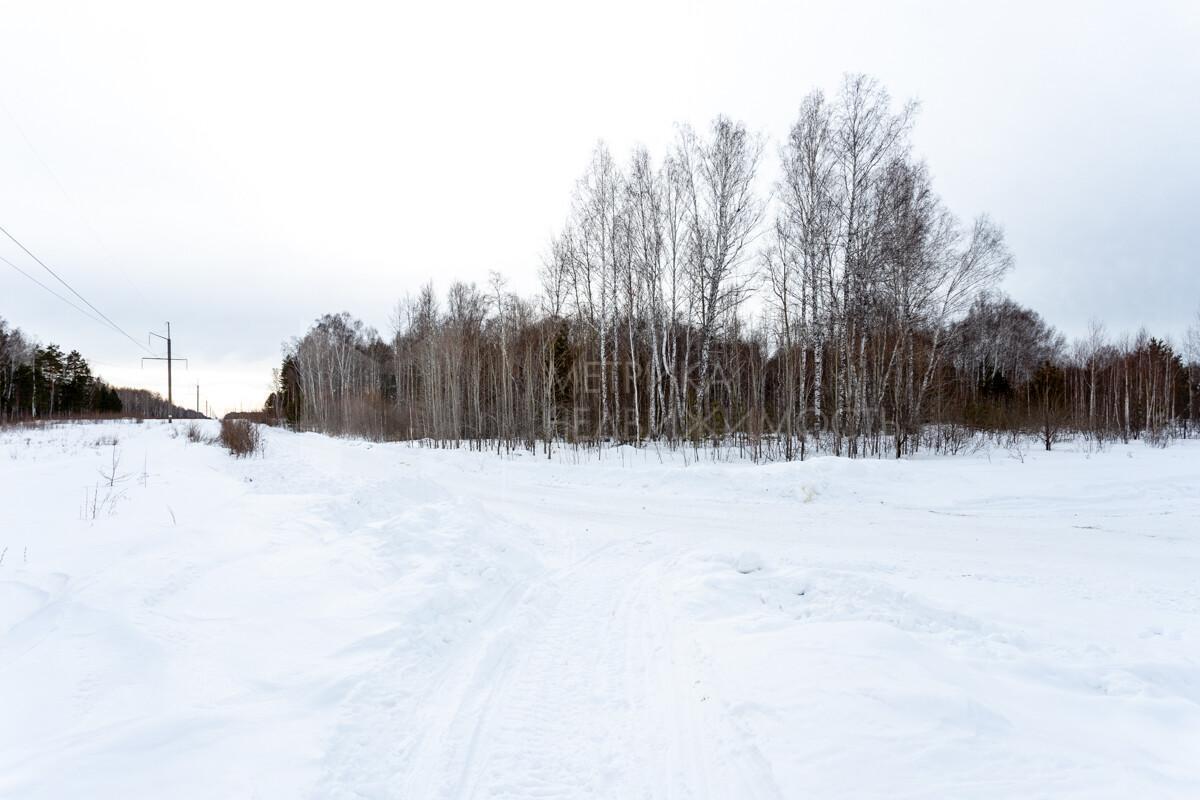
[0,95,155,312]
[0,221,150,353]
[0,252,110,329]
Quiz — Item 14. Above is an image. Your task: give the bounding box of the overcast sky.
[1,0,1197,415]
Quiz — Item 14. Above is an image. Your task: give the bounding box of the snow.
[1,421,1198,798]
[736,550,765,574]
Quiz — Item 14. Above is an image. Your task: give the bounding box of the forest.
[0,315,201,423]
[0,315,122,420]
[266,76,1199,459]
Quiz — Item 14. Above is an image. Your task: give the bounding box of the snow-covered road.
[2,422,1198,798]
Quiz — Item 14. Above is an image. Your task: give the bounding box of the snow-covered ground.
[1,421,1198,799]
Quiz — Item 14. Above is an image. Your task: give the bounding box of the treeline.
[0,316,203,423]
[114,388,205,421]
[1,316,122,421]
[950,299,1192,449]
[267,76,1200,458]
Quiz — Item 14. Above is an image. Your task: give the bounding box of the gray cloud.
[2,0,1197,413]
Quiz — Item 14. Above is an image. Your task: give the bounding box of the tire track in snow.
[396,541,630,798]
[391,538,783,799]
[316,454,791,798]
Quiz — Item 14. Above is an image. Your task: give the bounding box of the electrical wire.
[0,222,151,353]
[0,95,156,312]
[1,252,111,329]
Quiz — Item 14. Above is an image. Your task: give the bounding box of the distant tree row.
[113,388,205,421]
[0,316,204,423]
[267,76,1200,458]
[0,316,121,421]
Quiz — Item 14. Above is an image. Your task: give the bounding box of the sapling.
[98,443,131,488]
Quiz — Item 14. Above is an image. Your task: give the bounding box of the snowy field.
[1,421,1198,799]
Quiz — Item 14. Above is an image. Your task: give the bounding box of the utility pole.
[196,384,200,416]
[142,322,188,423]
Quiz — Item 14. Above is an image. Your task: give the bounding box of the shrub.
[219,418,262,458]
[184,422,204,443]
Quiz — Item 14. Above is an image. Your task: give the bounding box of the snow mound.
[735,550,765,574]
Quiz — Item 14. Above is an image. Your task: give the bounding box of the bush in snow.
[219,418,262,458]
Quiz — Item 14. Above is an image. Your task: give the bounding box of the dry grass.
[219,418,263,458]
